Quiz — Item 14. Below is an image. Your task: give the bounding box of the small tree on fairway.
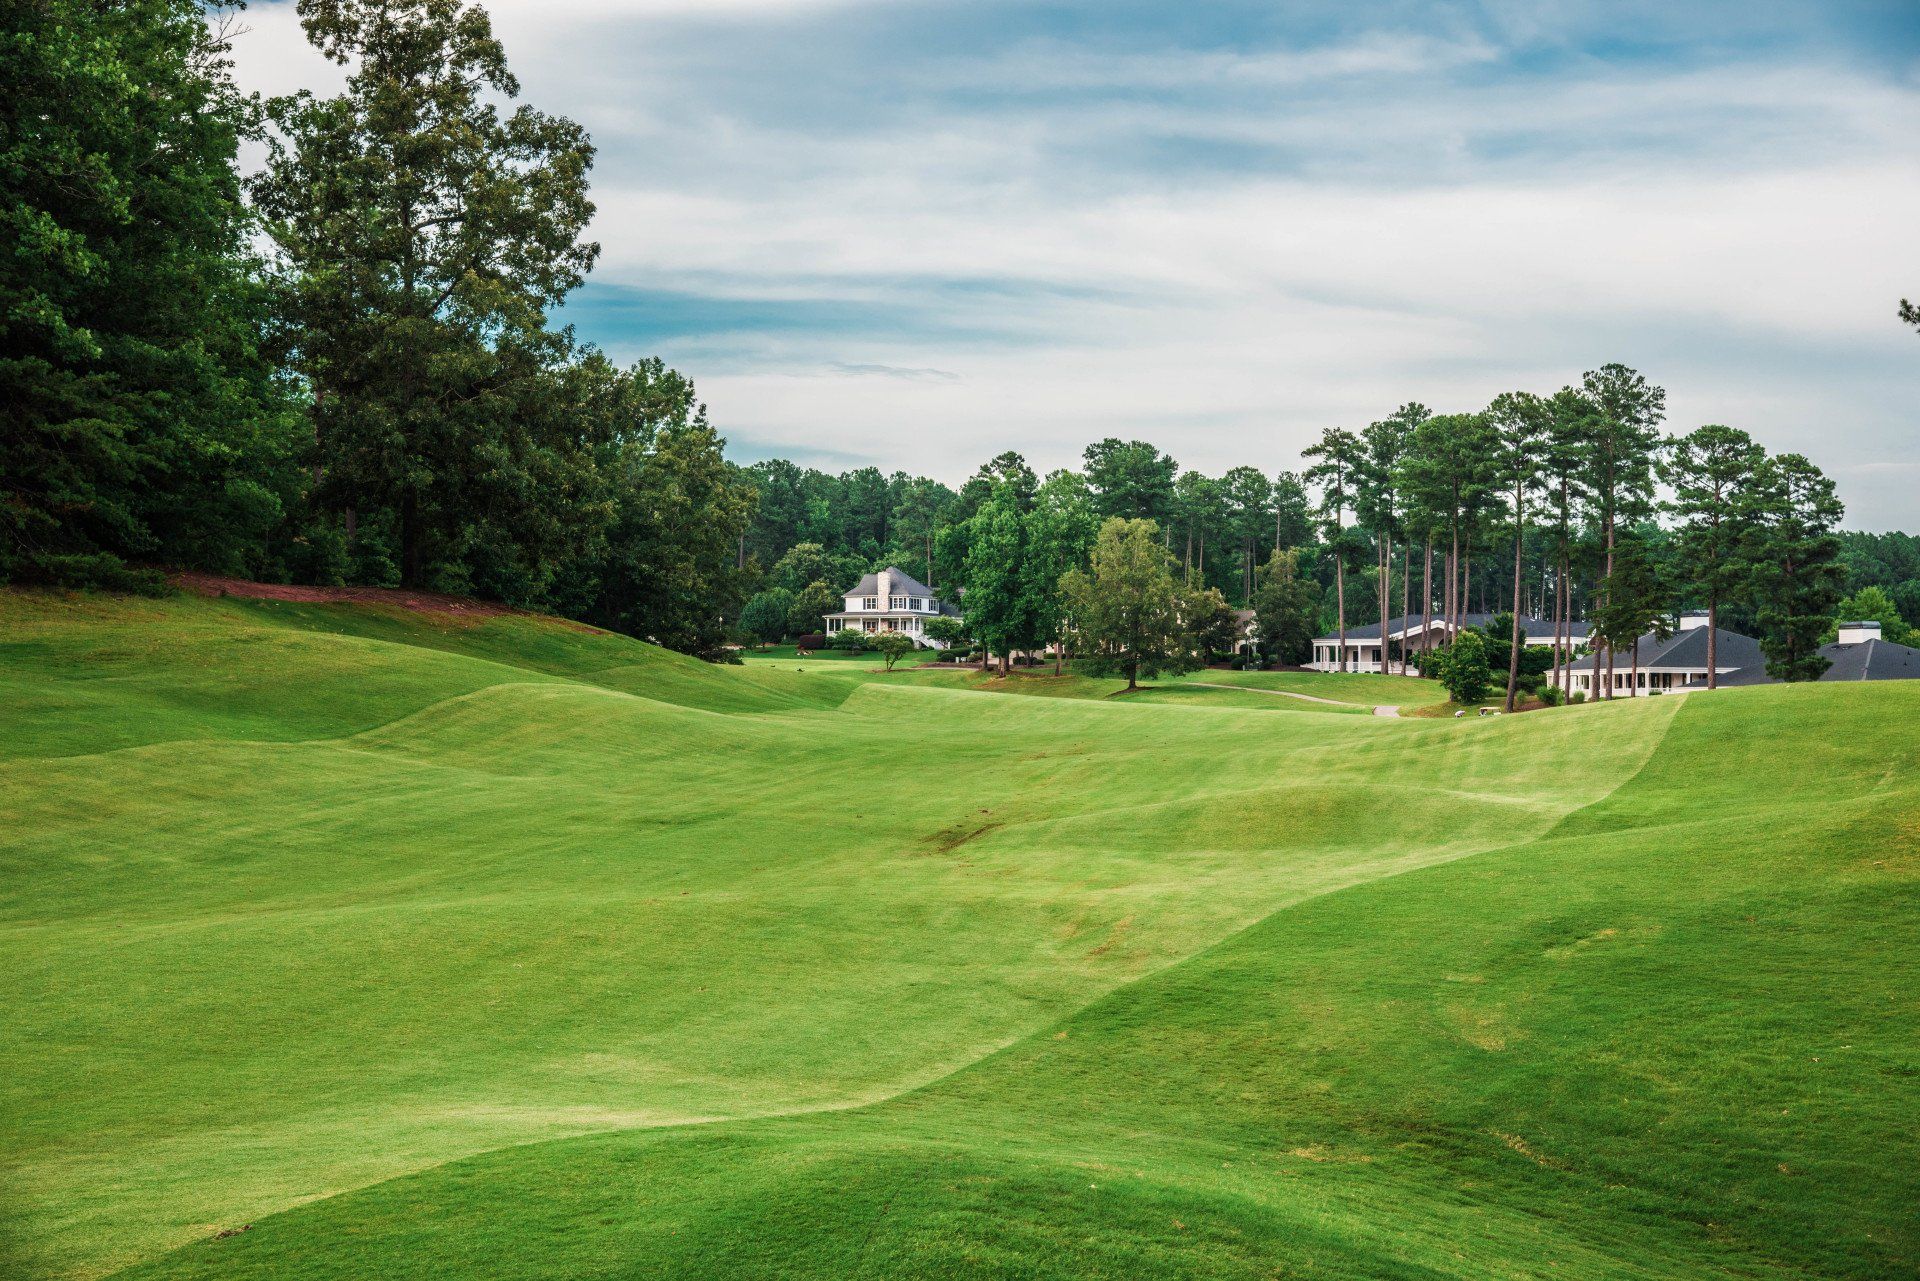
[1059,518,1195,690]
[1430,631,1492,704]
[1252,548,1322,666]
[1745,454,1845,681]
[739,588,793,647]
[871,630,914,671]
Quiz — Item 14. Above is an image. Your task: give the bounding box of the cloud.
[222,0,1920,528]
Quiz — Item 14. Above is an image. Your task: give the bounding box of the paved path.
[1185,682,1403,718]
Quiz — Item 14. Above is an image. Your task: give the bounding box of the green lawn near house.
[3,590,1914,1281]
[1173,667,1452,708]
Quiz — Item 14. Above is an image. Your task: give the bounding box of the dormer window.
[910,598,924,611]
[890,595,908,609]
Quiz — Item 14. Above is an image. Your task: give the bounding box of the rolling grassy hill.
[2,590,1914,1280]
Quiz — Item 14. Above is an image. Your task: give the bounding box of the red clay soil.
[173,571,603,630]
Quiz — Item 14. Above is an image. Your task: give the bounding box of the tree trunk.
[1400,543,1411,675]
[1379,535,1390,675]
[1334,551,1348,672]
[1706,596,1718,690]
[1505,483,1524,713]
[400,490,422,588]
[1422,535,1433,671]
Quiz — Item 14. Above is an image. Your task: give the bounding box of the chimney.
[1837,620,1882,645]
[1678,612,1709,632]
[877,568,892,608]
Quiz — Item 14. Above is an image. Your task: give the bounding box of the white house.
[823,567,961,648]
[1307,612,1589,673]
[1557,616,1920,696]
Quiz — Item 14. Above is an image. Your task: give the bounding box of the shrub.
[1428,632,1492,704]
[1570,688,1587,704]
[828,630,869,652]
[1538,684,1564,707]
[795,633,828,652]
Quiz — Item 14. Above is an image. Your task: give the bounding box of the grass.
[2,589,1914,1280]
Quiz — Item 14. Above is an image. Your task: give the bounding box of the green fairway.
[3,591,1914,1280]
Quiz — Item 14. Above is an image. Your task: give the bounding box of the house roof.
[1718,636,1920,685]
[1560,626,1764,674]
[1316,612,1590,643]
[846,567,938,600]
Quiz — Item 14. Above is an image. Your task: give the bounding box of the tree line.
[6,0,1916,683]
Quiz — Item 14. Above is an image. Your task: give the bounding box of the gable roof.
[1561,626,1765,674]
[1718,636,1920,685]
[845,567,938,600]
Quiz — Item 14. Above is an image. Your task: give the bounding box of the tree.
[739,589,793,647]
[254,0,598,587]
[1221,466,1273,604]
[961,478,1043,672]
[1271,472,1314,551]
[1486,391,1548,711]
[787,580,839,636]
[923,615,967,653]
[1429,631,1492,704]
[1541,389,1595,697]
[1400,412,1494,650]
[1059,518,1195,690]
[1303,428,1362,670]
[1827,586,1916,646]
[1252,548,1322,665]
[1746,454,1845,681]
[1083,439,1178,524]
[1027,470,1099,673]
[871,630,915,671]
[2,0,298,587]
[889,477,954,588]
[1903,297,1919,333]
[1360,404,1423,676]
[1590,534,1667,696]
[1184,585,1238,660]
[1580,364,1666,693]
[564,358,754,660]
[1662,424,1765,688]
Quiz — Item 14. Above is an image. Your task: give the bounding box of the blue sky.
[237,0,1920,526]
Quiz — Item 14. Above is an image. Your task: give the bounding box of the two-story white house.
[823,567,961,648]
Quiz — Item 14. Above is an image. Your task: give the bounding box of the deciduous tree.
[1059,518,1194,690]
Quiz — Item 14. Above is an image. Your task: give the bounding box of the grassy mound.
[2,591,1913,1279]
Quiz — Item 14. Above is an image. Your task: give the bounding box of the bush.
[795,633,828,652]
[1570,688,1587,705]
[1538,684,1564,707]
[827,630,869,652]
[1427,632,1492,704]
[1228,656,1245,670]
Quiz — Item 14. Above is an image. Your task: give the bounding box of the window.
[910,598,924,611]
[862,596,877,611]
[890,595,909,609]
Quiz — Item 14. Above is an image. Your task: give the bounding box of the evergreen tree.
[1220,466,1273,605]
[1251,548,1322,666]
[1360,403,1423,674]
[1303,427,1362,670]
[739,589,793,646]
[1662,424,1765,688]
[1083,439,1178,525]
[1579,363,1666,691]
[1486,391,1549,711]
[1745,453,1846,681]
[2,0,297,586]
[961,478,1042,672]
[254,0,598,587]
[1541,388,1596,697]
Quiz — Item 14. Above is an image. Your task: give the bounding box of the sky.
[229,0,1920,528]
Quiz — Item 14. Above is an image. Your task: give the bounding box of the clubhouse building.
[1307,613,1589,674]
[1559,617,1920,696]
[824,567,962,648]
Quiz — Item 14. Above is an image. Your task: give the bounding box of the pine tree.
[1486,391,1549,710]
[1662,424,1765,688]
[1303,428,1362,670]
[1745,454,1845,681]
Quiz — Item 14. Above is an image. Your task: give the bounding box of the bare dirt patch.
[174,572,603,631]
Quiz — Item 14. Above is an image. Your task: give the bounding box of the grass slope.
[2,591,1913,1280]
